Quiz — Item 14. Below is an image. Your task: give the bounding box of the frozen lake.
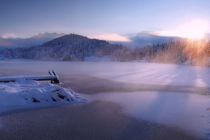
[1,60,210,88]
[0,60,210,139]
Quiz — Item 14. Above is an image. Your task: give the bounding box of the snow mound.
[0,79,84,114]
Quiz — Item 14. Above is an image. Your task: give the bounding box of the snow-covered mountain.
[0,34,124,61]
[0,32,64,48]
[119,32,181,48]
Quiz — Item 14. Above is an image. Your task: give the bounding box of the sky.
[1,0,210,40]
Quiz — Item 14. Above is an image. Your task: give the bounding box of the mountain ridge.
[0,33,209,66]
[0,32,64,48]
[0,34,124,61]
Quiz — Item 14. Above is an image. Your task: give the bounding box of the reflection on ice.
[92,92,210,139]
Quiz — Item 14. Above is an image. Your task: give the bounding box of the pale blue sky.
[1,0,210,37]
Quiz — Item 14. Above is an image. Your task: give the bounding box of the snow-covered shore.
[0,79,83,114]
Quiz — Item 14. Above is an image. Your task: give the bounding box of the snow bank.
[0,79,84,114]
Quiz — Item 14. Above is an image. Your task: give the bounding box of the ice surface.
[91,91,210,138]
[1,60,210,88]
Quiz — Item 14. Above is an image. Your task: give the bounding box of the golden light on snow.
[158,19,209,40]
[183,38,209,66]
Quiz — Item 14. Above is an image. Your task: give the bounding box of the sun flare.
[158,19,209,40]
[179,20,209,39]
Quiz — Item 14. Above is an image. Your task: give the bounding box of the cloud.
[1,33,17,39]
[91,33,131,42]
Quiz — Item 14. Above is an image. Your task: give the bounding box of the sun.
[158,19,209,40]
[178,19,209,40]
